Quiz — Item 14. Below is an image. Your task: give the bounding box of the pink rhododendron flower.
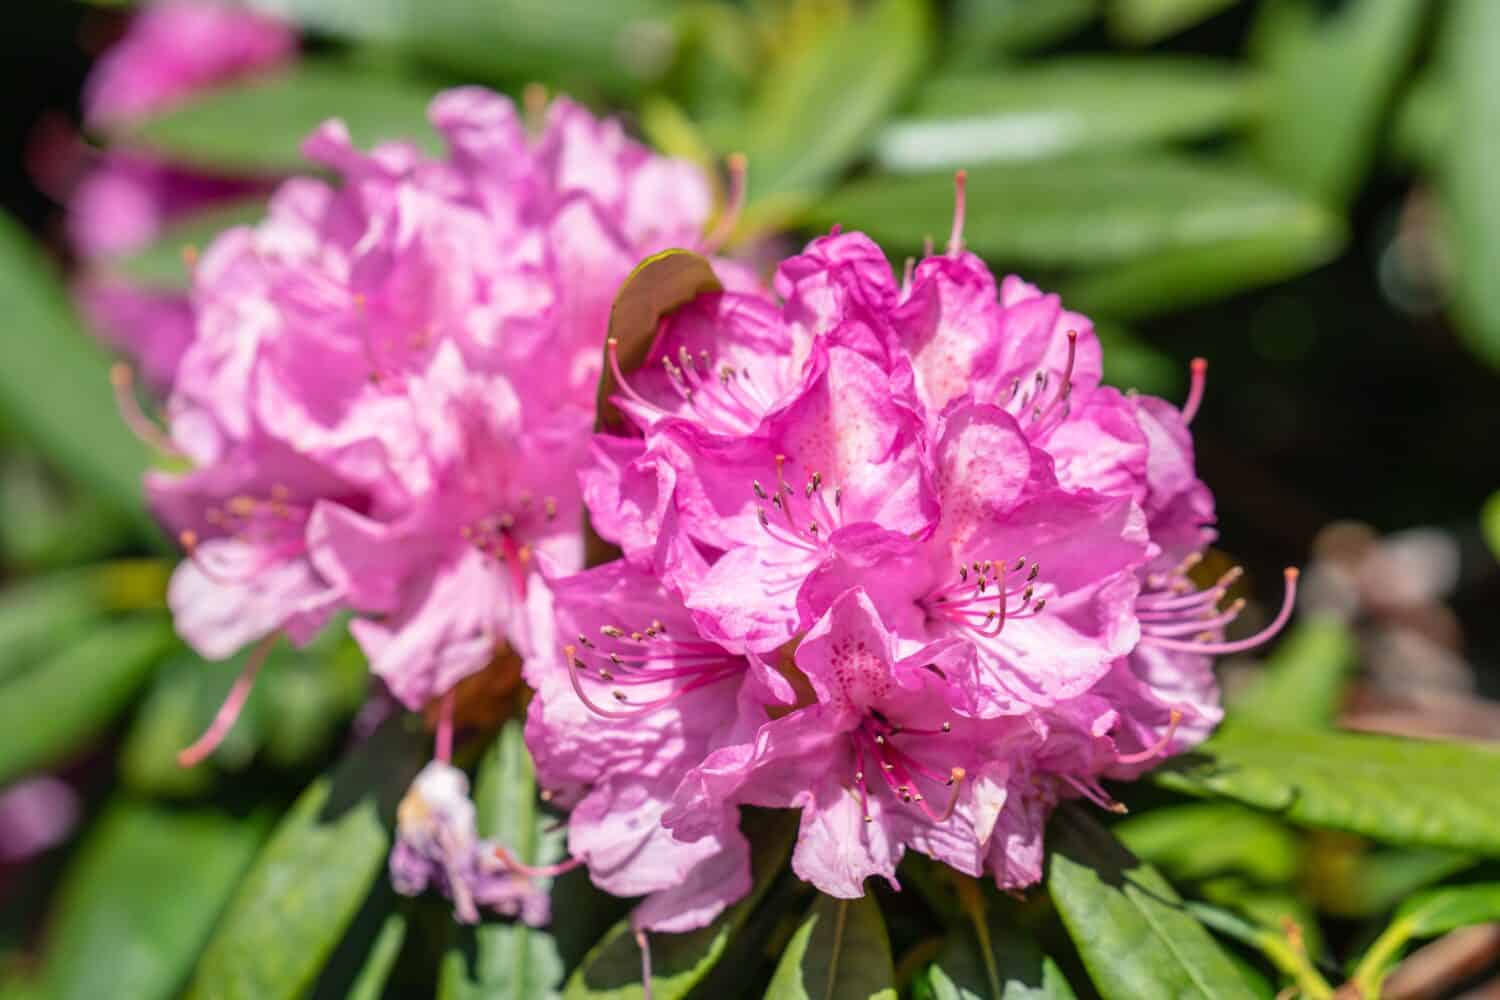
[145,87,734,760]
[63,2,294,386]
[534,175,1297,921]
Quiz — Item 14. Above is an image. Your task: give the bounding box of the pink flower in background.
[148,86,729,777]
[542,182,1298,920]
[64,2,295,387]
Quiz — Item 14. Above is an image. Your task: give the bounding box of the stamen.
[435,688,456,763]
[1115,709,1183,765]
[493,844,585,878]
[177,633,277,767]
[1182,358,1208,425]
[1143,568,1299,655]
[946,169,967,257]
[110,364,182,456]
[634,922,654,1000]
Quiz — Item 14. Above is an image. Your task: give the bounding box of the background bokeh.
[1,1,1498,998]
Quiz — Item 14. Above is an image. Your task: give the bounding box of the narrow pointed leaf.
[35,800,268,1000]
[740,0,932,203]
[0,617,174,785]
[917,909,1076,1000]
[346,913,408,1000]
[1155,722,1500,854]
[564,809,797,1000]
[0,211,156,530]
[875,59,1259,173]
[1114,802,1300,886]
[1108,0,1238,44]
[1047,808,1263,1000]
[1352,883,1500,991]
[119,62,437,174]
[765,893,897,1000]
[1227,616,1358,729]
[1249,0,1426,203]
[438,719,568,1000]
[947,0,1096,64]
[183,719,427,1000]
[1440,0,1500,367]
[809,156,1338,272]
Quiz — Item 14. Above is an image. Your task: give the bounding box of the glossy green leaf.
[1390,72,1447,170]
[1440,0,1500,368]
[0,212,157,530]
[120,62,437,174]
[249,0,674,97]
[765,893,897,1000]
[1115,802,1300,886]
[107,199,269,290]
[917,909,1077,1000]
[1047,808,1263,1000]
[0,570,115,686]
[346,913,408,1000]
[1229,616,1358,729]
[809,156,1338,272]
[564,809,797,1000]
[0,617,173,785]
[184,718,427,1000]
[1185,902,1328,999]
[1108,0,1237,44]
[0,454,136,569]
[740,0,932,204]
[1482,490,1500,562]
[439,720,567,1000]
[1156,722,1500,854]
[948,0,1097,64]
[1250,0,1427,203]
[875,59,1259,172]
[1060,206,1343,319]
[35,800,268,1000]
[1311,845,1475,919]
[1352,883,1500,993]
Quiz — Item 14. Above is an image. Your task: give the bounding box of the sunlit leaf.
[35,800,268,1000]
[1249,0,1427,203]
[1108,0,1238,44]
[917,907,1076,1000]
[1228,615,1358,729]
[119,62,438,174]
[0,212,157,532]
[875,59,1259,172]
[1047,808,1264,999]
[184,719,427,1000]
[1115,802,1300,886]
[1157,722,1500,854]
[1351,883,1500,994]
[948,0,1097,65]
[764,894,897,1000]
[0,617,174,785]
[1440,0,1500,368]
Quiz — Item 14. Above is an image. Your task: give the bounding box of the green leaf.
[1184,901,1328,999]
[184,718,428,1000]
[0,454,137,569]
[1094,323,1182,397]
[1228,616,1358,729]
[1482,490,1500,562]
[809,156,1339,272]
[1108,0,1238,44]
[1047,808,1263,1000]
[106,199,270,290]
[1352,883,1500,993]
[918,909,1076,1000]
[253,0,675,97]
[347,913,408,1000]
[1390,72,1447,170]
[875,59,1260,173]
[765,893,897,1000]
[947,0,1097,64]
[1440,0,1500,368]
[1114,802,1300,886]
[438,720,567,1000]
[1249,0,1427,203]
[740,0,932,204]
[1156,721,1500,854]
[0,617,174,785]
[1059,205,1343,320]
[35,799,268,1000]
[564,808,797,1000]
[0,211,157,531]
[120,62,438,174]
[0,570,115,686]
[1310,845,1475,919]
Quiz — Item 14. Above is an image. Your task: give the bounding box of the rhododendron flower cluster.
[526,180,1297,933]
[138,85,737,920]
[67,1,296,387]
